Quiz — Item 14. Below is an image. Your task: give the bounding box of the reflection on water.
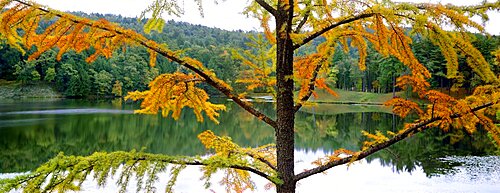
[0,118,50,128]
[2,151,499,193]
[0,99,499,192]
[0,109,134,115]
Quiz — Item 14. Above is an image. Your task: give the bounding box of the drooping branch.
[293,60,322,113]
[148,47,278,128]
[136,156,274,182]
[9,0,277,129]
[294,102,496,182]
[291,0,494,51]
[255,0,276,16]
[293,12,376,50]
[0,151,278,192]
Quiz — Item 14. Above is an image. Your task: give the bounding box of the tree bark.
[275,1,296,192]
[392,74,396,97]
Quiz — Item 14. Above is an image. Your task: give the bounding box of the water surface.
[0,99,498,192]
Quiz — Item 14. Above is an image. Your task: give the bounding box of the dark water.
[0,99,499,192]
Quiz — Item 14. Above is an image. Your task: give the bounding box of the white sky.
[33,0,500,34]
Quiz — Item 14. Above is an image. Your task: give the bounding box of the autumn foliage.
[0,0,499,193]
[125,72,226,123]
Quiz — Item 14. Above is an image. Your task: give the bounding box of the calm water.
[0,99,499,192]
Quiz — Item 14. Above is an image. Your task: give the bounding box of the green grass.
[308,89,396,105]
[297,89,396,115]
[249,89,399,104]
[299,103,392,115]
[249,89,422,115]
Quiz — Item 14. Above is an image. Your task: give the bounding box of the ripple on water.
[436,156,500,185]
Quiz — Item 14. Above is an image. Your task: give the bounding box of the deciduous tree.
[0,0,499,193]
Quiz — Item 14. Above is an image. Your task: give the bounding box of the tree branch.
[406,2,500,11]
[294,9,310,33]
[12,0,278,129]
[292,0,495,50]
[245,152,277,171]
[255,0,276,16]
[294,102,496,182]
[134,156,275,183]
[293,12,376,50]
[293,61,322,112]
[3,151,278,191]
[153,51,277,129]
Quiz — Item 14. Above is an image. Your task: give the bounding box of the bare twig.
[293,13,376,50]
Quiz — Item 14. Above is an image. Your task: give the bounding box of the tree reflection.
[0,100,497,176]
[295,109,498,176]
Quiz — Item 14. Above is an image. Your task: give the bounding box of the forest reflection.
[0,99,497,177]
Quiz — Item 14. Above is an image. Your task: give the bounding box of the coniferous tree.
[0,1,499,193]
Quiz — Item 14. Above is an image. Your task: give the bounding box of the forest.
[1,0,500,193]
[1,12,498,98]
[0,12,250,97]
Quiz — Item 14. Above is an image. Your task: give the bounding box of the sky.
[33,0,500,34]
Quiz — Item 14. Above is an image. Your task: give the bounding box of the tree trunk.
[392,74,396,97]
[275,1,296,192]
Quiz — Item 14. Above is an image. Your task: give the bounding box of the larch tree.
[1,0,500,193]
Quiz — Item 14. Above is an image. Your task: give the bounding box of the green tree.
[93,70,113,96]
[56,63,79,96]
[0,41,22,80]
[413,37,449,89]
[30,70,40,81]
[44,67,56,82]
[32,50,57,81]
[0,1,499,193]
[56,63,90,97]
[13,60,39,84]
[333,49,357,90]
[111,80,123,97]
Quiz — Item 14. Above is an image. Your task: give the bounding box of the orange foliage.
[312,148,356,167]
[293,41,337,101]
[384,97,423,118]
[125,72,226,124]
[396,75,431,97]
[0,0,236,125]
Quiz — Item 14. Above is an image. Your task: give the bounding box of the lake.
[0,99,499,192]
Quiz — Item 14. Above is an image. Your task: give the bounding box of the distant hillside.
[0,12,498,99]
[71,12,255,50]
[0,12,258,97]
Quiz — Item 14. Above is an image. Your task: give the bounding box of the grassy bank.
[0,80,61,99]
[309,89,396,105]
[250,89,412,105]
[299,103,393,115]
[247,89,400,115]
[298,89,397,115]
[0,80,415,105]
